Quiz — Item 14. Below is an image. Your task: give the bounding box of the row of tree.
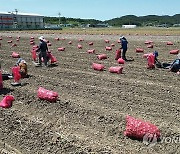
[44,14,180,27]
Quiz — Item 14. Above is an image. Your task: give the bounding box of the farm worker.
[157,53,180,74]
[11,58,27,86]
[153,51,162,68]
[36,36,48,67]
[120,36,128,61]
[0,58,27,81]
[169,53,180,73]
[16,58,28,78]
[147,51,160,69]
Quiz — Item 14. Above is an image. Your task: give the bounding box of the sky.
[0,0,180,21]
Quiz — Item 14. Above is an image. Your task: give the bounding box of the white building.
[0,12,44,29]
[122,25,137,28]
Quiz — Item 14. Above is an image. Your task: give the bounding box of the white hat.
[21,60,26,64]
[177,53,180,59]
[119,35,124,39]
[39,36,44,40]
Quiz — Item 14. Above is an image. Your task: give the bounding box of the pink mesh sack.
[117,58,125,64]
[58,47,65,51]
[147,53,155,69]
[167,41,173,45]
[12,52,20,58]
[47,52,57,64]
[147,44,153,48]
[12,66,21,82]
[135,48,144,53]
[143,53,150,58]
[0,95,15,108]
[97,54,107,60]
[77,44,82,49]
[37,87,58,102]
[31,50,37,61]
[109,66,123,74]
[87,49,95,54]
[170,49,179,55]
[92,63,105,71]
[105,46,112,51]
[124,115,161,140]
[115,49,121,60]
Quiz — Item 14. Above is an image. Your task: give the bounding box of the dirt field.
[0,29,179,154]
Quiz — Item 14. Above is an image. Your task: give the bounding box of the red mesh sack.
[109,66,123,74]
[111,43,115,47]
[147,53,155,69]
[55,38,60,41]
[11,43,17,47]
[136,48,144,53]
[31,50,37,61]
[0,70,3,89]
[105,46,112,51]
[147,44,153,48]
[12,66,21,82]
[79,38,84,42]
[170,49,179,55]
[143,53,150,58]
[92,63,105,71]
[97,54,107,60]
[87,49,95,54]
[58,47,65,51]
[117,58,125,64]
[104,39,109,43]
[37,87,58,102]
[47,43,52,46]
[30,42,35,45]
[7,40,12,43]
[0,95,15,108]
[167,41,173,45]
[88,42,93,45]
[124,115,161,140]
[144,41,151,44]
[115,49,121,60]
[47,52,57,64]
[77,44,82,49]
[12,52,20,58]
[32,45,38,49]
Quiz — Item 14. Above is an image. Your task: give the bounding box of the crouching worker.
[11,58,28,86]
[155,53,180,75]
[147,51,163,69]
[16,58,28,78]
[153,51,162,68]
[169,53,180,74]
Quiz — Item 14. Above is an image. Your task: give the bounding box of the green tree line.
[44,14,180,27]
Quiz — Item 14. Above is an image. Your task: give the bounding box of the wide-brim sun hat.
[39,36,44,40]
[119,35,125,40]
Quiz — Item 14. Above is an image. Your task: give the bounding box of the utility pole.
[15,9,18,15]
[58,12,61,27]
[14,9,18,28]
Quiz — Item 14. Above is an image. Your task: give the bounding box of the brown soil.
[0,31,179,154]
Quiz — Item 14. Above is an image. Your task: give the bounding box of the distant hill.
[44,14,180,27]
[106,14,180,27]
